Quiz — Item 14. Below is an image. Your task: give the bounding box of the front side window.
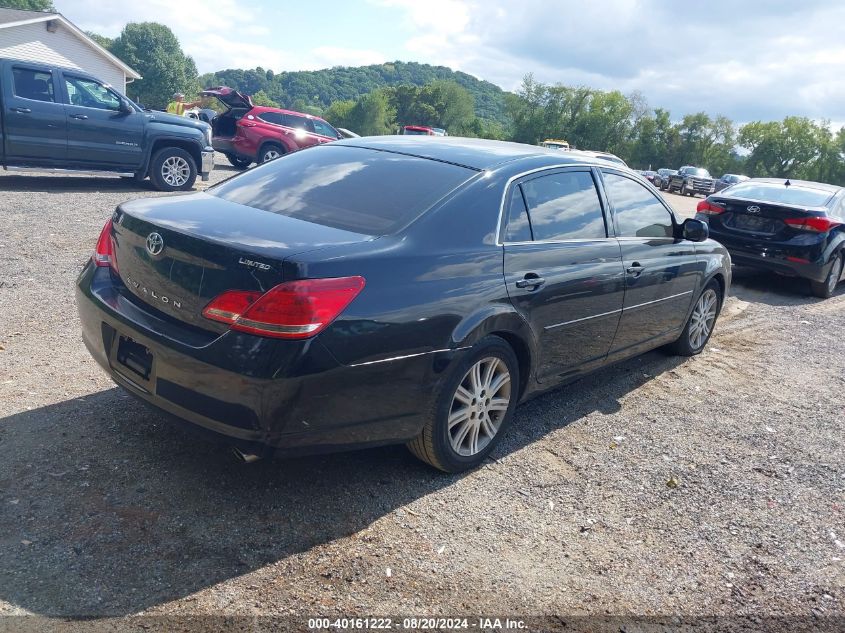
[312,119,339,138]
[603,172,674,239]
[65,76,120,110]
[282,114,314,132]
[519,171,607,241]
[13,67,55,102]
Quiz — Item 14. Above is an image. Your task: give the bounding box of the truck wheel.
[681,182,689,196]
[259,143,285,163]
[810,253,843,299]
[226,153,252,169]
[149,147,197,192]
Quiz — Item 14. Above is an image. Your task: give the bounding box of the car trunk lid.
[200,86,253,111]
[710,195,829,239]
[111,192,371,332]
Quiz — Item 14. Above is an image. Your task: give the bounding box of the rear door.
[2,63,67,163]
[60,72,144,168]
[600,169,700,353]
[503,167,625,382]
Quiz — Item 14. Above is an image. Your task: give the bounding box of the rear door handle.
[515,275,546,289]
[11,107,31,113]
[626,263,645,275]
[70,114,89,120]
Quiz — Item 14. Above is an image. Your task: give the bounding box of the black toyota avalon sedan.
[696,178,844,298]
[77,137,730,472]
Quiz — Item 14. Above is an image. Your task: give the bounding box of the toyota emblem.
[146,232,164,256]
[747,205,761,214]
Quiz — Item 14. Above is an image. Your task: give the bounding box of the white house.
[0,8,140,93]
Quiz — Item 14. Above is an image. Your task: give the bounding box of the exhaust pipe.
[232,447,262,464]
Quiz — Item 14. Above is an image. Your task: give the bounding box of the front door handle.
[11,107,31,113]
[626,263,645,276]
[515,274,546,289]
[70,114,89,120]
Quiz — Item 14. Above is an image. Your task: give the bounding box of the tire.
[226,153,252,169]
[666,280,722,356]
[681,182,689,196]
[149,147,197,192]
[407,335,520,473]
[258,143,285,164]
[810,253,843,299]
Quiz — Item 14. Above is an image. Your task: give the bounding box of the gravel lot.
[0,158,843,632]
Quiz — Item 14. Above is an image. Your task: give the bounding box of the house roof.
[0,8,141,79]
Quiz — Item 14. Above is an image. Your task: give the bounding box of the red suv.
[201,86,342,168]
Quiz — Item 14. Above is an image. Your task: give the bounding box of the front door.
[61,73,144,169]
[600,170,700,354]
[2,64,67,163]
[502,168,625,382]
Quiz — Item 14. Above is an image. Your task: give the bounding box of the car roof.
[331,136,620,171]
[748,178,841,193]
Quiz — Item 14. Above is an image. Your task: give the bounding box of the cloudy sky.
[59,0,845,124]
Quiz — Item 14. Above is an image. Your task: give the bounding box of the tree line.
[60,17,845,185]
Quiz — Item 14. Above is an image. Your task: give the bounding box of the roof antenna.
[784,179,791,187]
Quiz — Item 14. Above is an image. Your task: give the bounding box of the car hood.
[148,111,210,133]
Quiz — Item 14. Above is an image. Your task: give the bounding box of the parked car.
[713,173,750,193]
[655,168,677,190]
[569,149,629,168]
[431,127,448,136]
[0,57,214,191]
[77,137,729,472]
[399,125,435,135]
[540,139,570,150]
[639,170,657,184]
[667,166,716,197]
[336,127,360,138]
[201,86,342,168]
[697,178,844,298]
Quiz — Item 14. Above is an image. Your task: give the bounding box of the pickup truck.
[0,58,214,191]
[666,165,716,197]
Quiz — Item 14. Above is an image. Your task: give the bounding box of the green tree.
[84,31,113,50]
[739,117,826,178]
[110,22,198,109]
[251,90,279,108]
[0,0,54,10]
[323,100,356,130]
[350,89,395,136]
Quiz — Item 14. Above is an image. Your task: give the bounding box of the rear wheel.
[666,280,722,356]
[259,143,285,163]
[149,147,197,192]
[226,153,252,169]
[810,253,843,299]
[407,336,519,473]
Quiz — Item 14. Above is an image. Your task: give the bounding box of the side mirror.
[682,218,709,242]
[119,98,134,114]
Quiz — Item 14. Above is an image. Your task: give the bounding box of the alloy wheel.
[689,288,718,350]
[262,149,281,162]
[448,356,511,457]
[828,256,843,295]
[161,156,190,187]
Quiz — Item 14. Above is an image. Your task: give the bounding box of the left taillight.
[202,276,366,339]
[696,199,725,215]
[784,216,841,233]
[93,218,116,270]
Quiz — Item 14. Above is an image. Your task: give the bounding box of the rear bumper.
[75,263,450,456]
[700,219,832,282]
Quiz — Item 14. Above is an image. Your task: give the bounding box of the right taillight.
[93,218,116,269]
[202,276,366,339]
[784,216,841,233]
[696,199,725,215]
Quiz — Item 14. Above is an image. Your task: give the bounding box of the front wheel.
[149,147,197,192]
[666,281,722,356]
[407,336,519,472]
[681,182,689,196]
[810,253,843,298]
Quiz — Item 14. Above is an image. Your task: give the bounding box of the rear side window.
[603,172,674,238]
[258,112,283,125]
[209,145,476,235]
[519,171,607,241]
[13,67,54,102]
[504,187,532,242]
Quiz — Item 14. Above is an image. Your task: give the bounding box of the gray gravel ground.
[0,159,843,632]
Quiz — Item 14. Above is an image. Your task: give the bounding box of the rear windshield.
[725,182,834,207]
[208,145,476,234]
